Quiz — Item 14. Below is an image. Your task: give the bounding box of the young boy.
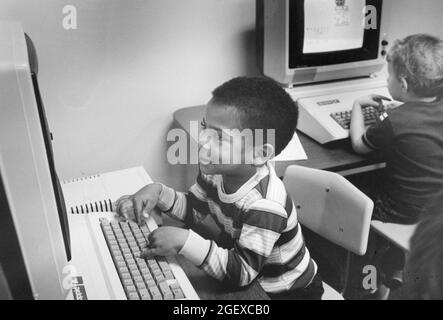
[116,77,324,300]
[350,34,443,298]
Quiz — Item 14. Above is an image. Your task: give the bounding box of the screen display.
[303,0,366,54]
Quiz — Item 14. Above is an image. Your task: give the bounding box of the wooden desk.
[173,106,386,176]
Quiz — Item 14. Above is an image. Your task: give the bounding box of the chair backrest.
[283,165,373,256]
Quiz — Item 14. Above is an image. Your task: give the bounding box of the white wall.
[1,0,442,190]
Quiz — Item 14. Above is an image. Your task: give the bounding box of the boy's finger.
[133,198,143,225]
[117,200,132,218]
[139,247,160,259]
[142,199,157,219]
[373,94,392,101]
[115,195,131,209]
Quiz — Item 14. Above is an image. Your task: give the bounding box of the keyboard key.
[128,292,140,300]
[135,281,147,290]
[121,248,131,255]
[142,273,153,282]
[170,281,181,290]
[149,287,162,300]
[145,279,156,288]
[154,274,165,283]
[140,226,150,235]
[163,292,174,300]
[173,288,185,299]
[120,272,131,280]
[114,255,125,263]
[130,268,141,277]
[158,261,171,271]
[140,266,150,275]
[152,268,162,276]
[125,285,137,293]
[136,259,147,267]
[139,289,151,300]
[123,278,134,286]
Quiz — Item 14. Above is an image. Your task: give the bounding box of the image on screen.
[303,0,366,54]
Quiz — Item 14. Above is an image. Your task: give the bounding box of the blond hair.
[388,34,443,98]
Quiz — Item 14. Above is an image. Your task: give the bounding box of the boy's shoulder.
[387,99,443,127]
[246,167,291,218]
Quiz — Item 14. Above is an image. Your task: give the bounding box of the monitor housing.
[257,0,391,87]
[0,21,70,300]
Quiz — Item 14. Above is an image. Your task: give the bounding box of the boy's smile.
[198,101,254,176]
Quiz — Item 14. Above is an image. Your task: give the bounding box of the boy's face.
[387,62,405,102]
[198,101,256,176]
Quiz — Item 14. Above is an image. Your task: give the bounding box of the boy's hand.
[139,227,189,258]
[354,94,391,108]
[115,183,163,224]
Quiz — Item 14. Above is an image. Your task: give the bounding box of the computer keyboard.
[99,217,188,300]
[330,105,383,130]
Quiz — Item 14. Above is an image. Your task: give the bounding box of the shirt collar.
[215,162,271,203]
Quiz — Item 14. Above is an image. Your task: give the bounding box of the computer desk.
[173,105,386,176]
[65,166,269,300]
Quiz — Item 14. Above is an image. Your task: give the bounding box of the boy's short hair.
[211,76,298,155]
[387,34,443,98]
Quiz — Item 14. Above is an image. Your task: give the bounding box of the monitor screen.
[303,0,366,54]
[289,0,382,68]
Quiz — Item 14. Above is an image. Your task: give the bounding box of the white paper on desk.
[272,132,308,161]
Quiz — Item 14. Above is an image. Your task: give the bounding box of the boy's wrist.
[157,183,176,212]
[179,230,211,267]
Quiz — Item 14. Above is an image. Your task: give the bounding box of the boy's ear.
[252,144,275,166]
[400,77,409,93]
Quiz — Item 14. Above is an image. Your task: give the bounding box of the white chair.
[283,165,374,300]
[370,221,417,252]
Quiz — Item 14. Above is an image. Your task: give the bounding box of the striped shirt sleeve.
[157,173,211,226]
[199,200,288,286]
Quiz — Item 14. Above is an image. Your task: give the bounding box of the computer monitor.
[257,0,391,86]
[0,21,70,299]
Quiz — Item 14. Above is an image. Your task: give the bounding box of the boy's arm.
[350,94,391,154]
[157,173,212,227]
[350,101,373,154]
[180,199,289,287]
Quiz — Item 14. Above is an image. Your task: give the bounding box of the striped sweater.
[157,162,317,294]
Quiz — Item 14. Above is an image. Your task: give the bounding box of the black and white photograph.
[1,0,442,306]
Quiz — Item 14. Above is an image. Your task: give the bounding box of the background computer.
[257,0,393,144]
[0,21,71,299]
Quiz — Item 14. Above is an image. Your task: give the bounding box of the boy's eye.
[200,119,207,129]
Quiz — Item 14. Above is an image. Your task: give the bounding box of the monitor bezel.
[288,0,383,69]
